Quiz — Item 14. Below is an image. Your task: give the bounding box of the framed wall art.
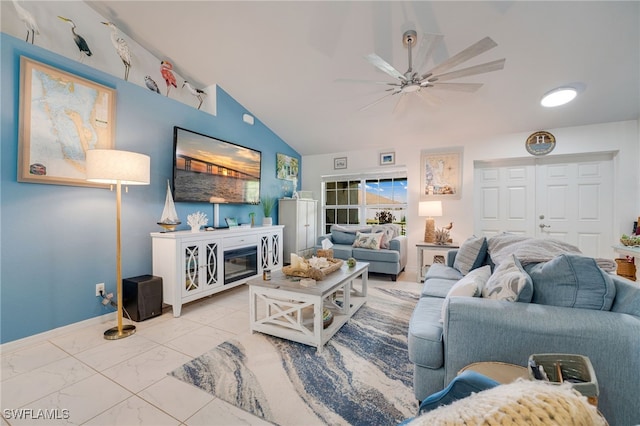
[18,56,116,187]
[525,130,556,156]
[420,147,463,200]
[380,152,395,165]
[276,152,299,181]
[334,157,347,170]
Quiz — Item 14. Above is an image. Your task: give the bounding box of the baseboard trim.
[0,311,116,354]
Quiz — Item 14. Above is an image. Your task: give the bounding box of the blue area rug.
[169,287,419,425]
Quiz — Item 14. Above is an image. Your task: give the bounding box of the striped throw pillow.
[453,236,488,275]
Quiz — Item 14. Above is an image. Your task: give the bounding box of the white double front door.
[474,152,614,258]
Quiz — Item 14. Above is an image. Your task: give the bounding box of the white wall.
[302,120,639,273]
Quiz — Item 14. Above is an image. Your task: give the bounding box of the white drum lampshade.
[86,149,150,185]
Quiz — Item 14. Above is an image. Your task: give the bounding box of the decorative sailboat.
[157,180,181,231]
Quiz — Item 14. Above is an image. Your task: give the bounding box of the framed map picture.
[420,148,463,200]
[18,57,116,187]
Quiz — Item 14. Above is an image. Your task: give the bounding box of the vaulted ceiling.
[88,1,639,156]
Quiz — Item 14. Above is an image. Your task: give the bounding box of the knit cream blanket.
[408,379,606,426]
[487,233,617,272]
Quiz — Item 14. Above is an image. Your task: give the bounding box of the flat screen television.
[172,127,261,204]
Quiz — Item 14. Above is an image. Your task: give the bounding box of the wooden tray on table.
[282,258,344,281]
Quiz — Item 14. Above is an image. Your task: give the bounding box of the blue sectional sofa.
[407,234,640,426]
[315,224,407,280]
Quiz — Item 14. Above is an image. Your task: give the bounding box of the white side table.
[416,242,459,283]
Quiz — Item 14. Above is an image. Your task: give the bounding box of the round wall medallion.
[526,131,556,156]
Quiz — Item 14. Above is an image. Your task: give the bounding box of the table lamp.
[419,201,442,243]
[86,149,150,340]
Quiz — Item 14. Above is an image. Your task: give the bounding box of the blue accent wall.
[0,33,300,344]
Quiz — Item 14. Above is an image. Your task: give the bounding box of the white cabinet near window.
[151,225,283,317]
[279,198,318,261]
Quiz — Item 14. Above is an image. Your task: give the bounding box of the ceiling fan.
[342,30,506,111]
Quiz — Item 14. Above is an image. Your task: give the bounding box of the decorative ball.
[347,257,356,268]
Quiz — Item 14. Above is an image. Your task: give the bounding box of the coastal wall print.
[420,147,463,200]
[380,152,395,165]
[334,157,347,170]
[18,57,116,187]
[276,153,299,181]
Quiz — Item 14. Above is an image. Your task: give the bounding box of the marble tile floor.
[1,271,418,426]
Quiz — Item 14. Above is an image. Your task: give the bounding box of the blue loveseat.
[408,234,640,426]
[315,224,407,280]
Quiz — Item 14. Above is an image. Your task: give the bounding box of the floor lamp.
[419,201,442,243]
[86,149,150,340]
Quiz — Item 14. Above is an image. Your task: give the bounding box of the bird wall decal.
[182,81,207,109]
[145,76,160,94]
[160,61,177,97]
[58,16,91,62]
[101,21,131,81]
[12,0,39,44]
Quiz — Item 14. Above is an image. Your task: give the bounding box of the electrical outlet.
[95,283,105,297]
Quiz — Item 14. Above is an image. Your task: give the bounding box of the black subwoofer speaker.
[123,275,163,322]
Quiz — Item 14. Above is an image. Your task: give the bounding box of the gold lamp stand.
[104,179,136,339]
[86,149,150,340]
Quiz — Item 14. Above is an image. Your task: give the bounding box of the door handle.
[539,223,550,230]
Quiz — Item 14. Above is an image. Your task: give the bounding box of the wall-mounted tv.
[172,127,261,204]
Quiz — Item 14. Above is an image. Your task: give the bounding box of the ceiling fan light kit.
[349,30,506,111]
[541,87,578,107]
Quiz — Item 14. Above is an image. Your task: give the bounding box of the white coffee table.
[248,262,368,352]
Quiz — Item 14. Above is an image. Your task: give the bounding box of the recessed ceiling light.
[541,87,578,107]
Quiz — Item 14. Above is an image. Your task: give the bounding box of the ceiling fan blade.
[417,90,441,107]
[413,33,444,74]
[365,53,407,81]
[393,93,409,115]
[334,78,400,87]
[423,36,498,79]
[427,82,484,92]
[431,58,505,82]
[359,90,399,111]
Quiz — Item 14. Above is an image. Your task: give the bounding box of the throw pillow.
[453,236,488,275]
[352,232,384,250]
[482,254,533,302]
[371,224,399,249]
[525,254,616,311]
[441,265,491,321]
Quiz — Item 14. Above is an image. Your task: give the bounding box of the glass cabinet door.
[204,241,219,287]
[183,244,200,296]
[260,232,281,271]
[183,241,220,297]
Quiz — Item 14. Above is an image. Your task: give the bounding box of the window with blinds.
[321,169,407,235]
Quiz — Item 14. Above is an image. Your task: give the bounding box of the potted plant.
[261,195,276,226]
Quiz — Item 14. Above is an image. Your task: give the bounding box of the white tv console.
[151,225,283,317]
